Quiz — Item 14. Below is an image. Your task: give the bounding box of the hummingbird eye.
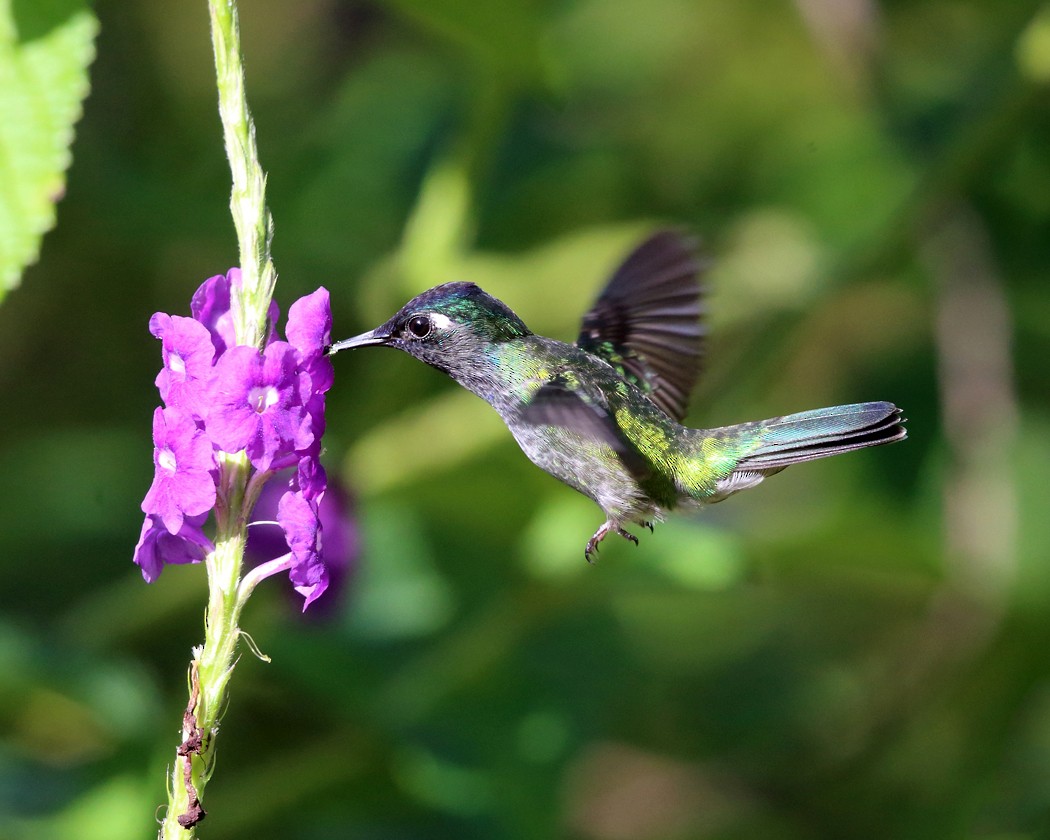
[406,314,432,339]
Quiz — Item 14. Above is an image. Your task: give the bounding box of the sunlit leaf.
[0,0,97,299]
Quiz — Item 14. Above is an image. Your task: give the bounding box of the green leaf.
[0,0,97,300]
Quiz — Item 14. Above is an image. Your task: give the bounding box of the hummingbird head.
[327,282,531,386]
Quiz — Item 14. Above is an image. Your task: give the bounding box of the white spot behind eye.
[430,313,453,331]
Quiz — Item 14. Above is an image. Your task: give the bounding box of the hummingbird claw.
[584,520,639,562]
[584,532,603,563]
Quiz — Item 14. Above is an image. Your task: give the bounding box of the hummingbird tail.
[733,401,906,471]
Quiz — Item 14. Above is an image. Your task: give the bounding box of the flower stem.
[160,454,252,839]
[159,0,278,832]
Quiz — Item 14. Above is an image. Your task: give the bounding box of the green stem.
[160,454,252,839]
[208,0,276,348]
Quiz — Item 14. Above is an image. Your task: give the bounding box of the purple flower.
[207,342,313,472]
[191,271,237,357]
[149,313,215,417]
[142,407,217,534]
[247,470,356,612]
[287,288,333,496]
[295,440,328,500]
[133,513,213,583]
[191,268,280,354]
[287,287,334,394]
[278,489,328,610]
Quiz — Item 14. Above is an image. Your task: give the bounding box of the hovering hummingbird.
[327,231,905,560]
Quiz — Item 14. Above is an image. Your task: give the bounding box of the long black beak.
[325,330,389,356]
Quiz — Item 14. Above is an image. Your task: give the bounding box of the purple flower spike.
[136,274,337,600]
[149,313,216,417]
[142,407,218,534]
[278,489,328,610]
[134,512,213,583]
[208,342,313,471]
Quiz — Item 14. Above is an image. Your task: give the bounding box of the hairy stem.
[208,0,276,349]
[161,453,252,838]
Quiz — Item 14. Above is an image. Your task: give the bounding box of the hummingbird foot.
[584,520,639,563]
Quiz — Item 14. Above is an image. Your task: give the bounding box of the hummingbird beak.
[324,329,390,355]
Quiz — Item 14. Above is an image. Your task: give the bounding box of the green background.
[3,1,1050,837]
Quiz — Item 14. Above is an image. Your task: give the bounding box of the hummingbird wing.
[518,375,652,481]
[576,230,705,422]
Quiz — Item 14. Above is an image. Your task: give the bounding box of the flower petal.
[191,272,236,356]
[150,313,216,416]
[133,512,212,583]
[277,488,328,610]
[142,407,217,533]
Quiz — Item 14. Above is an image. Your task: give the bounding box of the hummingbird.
[327,231,906,561]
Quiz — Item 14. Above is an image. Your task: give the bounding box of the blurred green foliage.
[2,0,1050,838]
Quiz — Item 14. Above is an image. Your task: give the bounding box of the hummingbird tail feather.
[734,401,906,471]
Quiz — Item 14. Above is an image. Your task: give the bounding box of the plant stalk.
[159,0,277,832]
